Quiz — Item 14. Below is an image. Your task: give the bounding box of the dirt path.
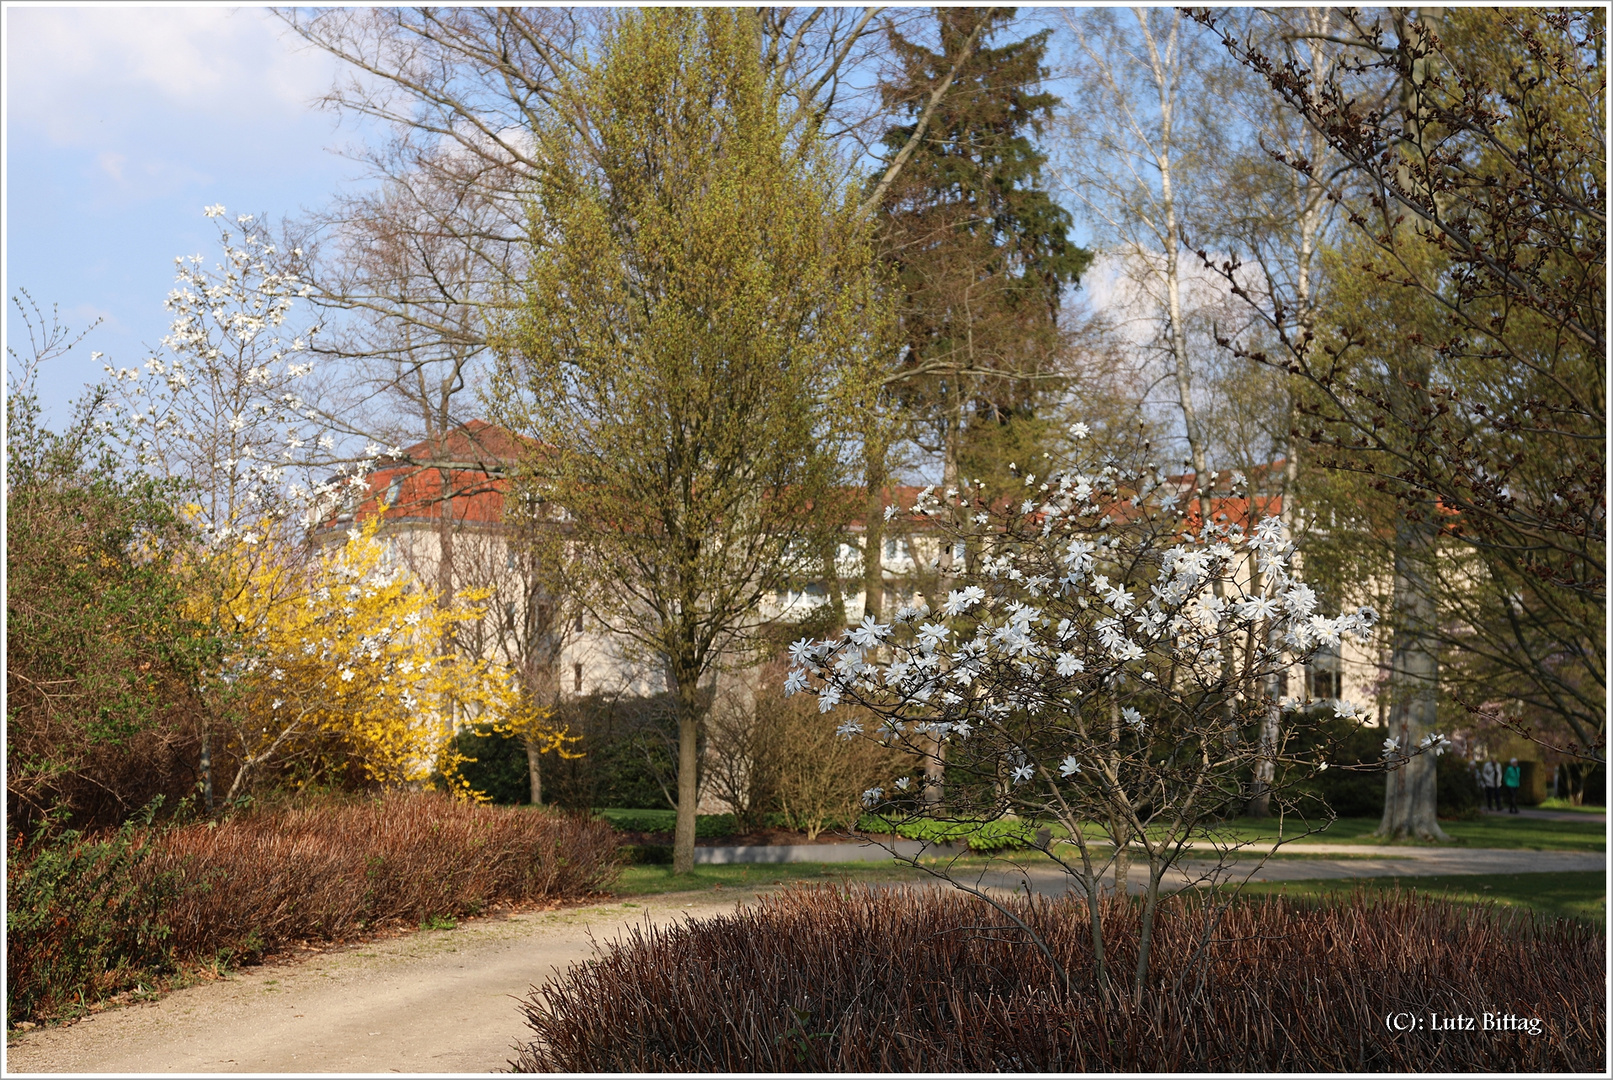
[3,889,773,1075]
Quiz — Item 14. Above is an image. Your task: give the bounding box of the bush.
[595,809,736,839]
[452,723,534,805]
[5,807,179,1025]
[512,885,1604,1072]
[543,694,689,811]
[6,792,621,1024]
[6,387,218,833]
[858,814,1035,853]
[1437,754,1484,820]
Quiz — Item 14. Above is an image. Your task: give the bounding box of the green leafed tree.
[491,7,887,873]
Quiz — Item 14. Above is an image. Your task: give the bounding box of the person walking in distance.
[1502,758,1522,814]
[1481,758,1501,812]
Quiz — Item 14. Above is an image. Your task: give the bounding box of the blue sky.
[4,5,376,425]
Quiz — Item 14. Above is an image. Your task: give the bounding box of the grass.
[611,860,925,897]
[1191,813,1605,852]
[1538,797,1609,814]
[1215,871,1607,926]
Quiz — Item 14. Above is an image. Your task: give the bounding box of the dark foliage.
[542,693,698,811]
[453,723,534,805]
[513,885,1604,1072]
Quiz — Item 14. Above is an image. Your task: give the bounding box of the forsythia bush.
[197,514,565,800]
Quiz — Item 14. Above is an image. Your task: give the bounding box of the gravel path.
[5,846,1604,1074]
[3,890,762,1075]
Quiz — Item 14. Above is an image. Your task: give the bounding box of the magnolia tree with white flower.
[95,207,520,809]
[785,441,1440,999]
[100,206,371,538]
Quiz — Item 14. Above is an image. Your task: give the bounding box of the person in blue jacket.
[1502,758,1522,813]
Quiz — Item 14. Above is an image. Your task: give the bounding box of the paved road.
[6,846,1604,1074]
[954,845,1607,897]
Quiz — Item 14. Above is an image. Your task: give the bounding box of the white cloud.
[6,7,336,146]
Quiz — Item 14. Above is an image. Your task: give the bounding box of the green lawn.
[1209,871,1607,926]
[1537,798,1609,815]
[611,860,923,897]
[1190,814,1605,852]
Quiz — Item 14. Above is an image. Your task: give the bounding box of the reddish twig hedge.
[7,793,620,1023]
[513,884,1604,1072]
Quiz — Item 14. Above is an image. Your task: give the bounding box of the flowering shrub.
[785,446,1401,994]
[197,515,535,802]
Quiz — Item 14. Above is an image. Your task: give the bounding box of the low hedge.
[7,793,621,1025]
[512,884,1604,1072]
[857,814,1036,853]
[595,809,737,839]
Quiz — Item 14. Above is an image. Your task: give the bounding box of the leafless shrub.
[513,884,1604,1072]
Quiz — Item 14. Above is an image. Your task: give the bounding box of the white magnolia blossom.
[783,456,1380,813]
[100,205,378,544]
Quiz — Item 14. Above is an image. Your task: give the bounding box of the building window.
[385,476,403,507]
[884,536,907,562]
[1308,645,1341,700]
[573,663,584,693]
[574,611,585,633]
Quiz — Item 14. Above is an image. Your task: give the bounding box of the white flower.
[1055,652,1084,677]
[817,683,842,713]
[1122,707,1147,733]
[894,776,910,791]
[1236,595,1281,621]
[883,504,899,521]
[1334,699,1362,721]
[783,668,809,696]
[339,667,355,682]
[835,719,861,739]
[893,603,929,623]
[1011,763,1035,785]
[848,614,891,648]
[1419,732,1452,756]
[203,203,226,218]
[917,622,951,652]
[1382,736,1400,755]
[861,787,884,807]
[940,586,986,618]
[1316,761,1329,772]
[271,699,283,711]
[1069,422,1090,440]
[1059,755,1082,778]
[787,637,815,667]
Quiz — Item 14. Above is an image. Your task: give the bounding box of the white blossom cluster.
[98,206,370,538]
[784,460,1379,798]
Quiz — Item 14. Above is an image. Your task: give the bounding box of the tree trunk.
[1377,513,1447,840]
[525,737,543,805]
[861,450,887,622]
[671,671,703,874]
[199,732,215,814]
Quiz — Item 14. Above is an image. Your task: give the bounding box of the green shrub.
[596,809,736,839]
[1437,754,1484,819]
[452,723,533,805]
[5,806,178,1025]
[544,694,691,811]
[857,815,1035,853]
